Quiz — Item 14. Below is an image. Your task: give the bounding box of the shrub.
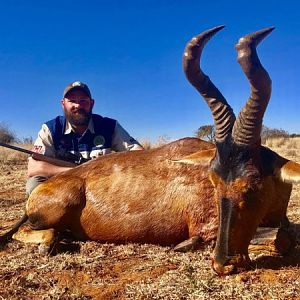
[195,125,215,142]
[261,125,289,144]
[0,122,16,143]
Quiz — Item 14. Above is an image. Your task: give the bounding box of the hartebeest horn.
[232,27,275,146]
[183,25,236,142]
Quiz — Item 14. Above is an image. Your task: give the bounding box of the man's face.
[61,89,94,127]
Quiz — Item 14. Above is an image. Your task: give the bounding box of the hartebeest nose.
[211,252,251,275]
[211,258,237,275]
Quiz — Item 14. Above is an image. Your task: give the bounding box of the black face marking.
[211,137,287,182]
[210,137,259,182]
[214,197,234,264]
[211,137,279,183]
[211,138,259,182]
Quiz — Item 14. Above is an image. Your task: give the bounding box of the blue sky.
[0,0,299,143]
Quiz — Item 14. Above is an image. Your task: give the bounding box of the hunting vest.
[45,114,117,159]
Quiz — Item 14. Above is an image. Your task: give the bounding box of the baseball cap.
[63,81,92,98]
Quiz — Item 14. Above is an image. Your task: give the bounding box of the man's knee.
[26,176,48,196]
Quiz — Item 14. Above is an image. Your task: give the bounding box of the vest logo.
[94,135,105,147]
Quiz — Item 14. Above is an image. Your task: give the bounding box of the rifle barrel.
[0,142,35,155]
[0,142,76,167]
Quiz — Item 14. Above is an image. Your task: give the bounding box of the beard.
[64,108,92,126]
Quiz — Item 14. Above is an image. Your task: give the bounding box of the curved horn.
[183,25,236,142]
[232,27,275,146]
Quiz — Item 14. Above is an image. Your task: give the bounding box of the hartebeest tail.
[1,26,300,277]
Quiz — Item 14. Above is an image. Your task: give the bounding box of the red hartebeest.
[1,26,300,275]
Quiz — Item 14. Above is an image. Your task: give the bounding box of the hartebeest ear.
[277,160,300,183]
[172,149,216,167]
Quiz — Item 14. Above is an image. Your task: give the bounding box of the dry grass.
[0,143,32,163]
[0,138,299,299]
[264,137,300,162]
[140,135,171,150]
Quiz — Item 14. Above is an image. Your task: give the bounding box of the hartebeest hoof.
[173,236,202,252]
[275,228,296,255]
[12,224,56,254]
[249,226,295,256]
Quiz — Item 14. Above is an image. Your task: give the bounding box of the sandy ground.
[0,145,299,299]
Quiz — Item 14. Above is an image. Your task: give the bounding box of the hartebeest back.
[1,26,300,275]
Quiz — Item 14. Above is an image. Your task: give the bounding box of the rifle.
[0,142,87,167]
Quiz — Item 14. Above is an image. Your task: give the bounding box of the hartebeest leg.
[12,224,57,254]
[173,236,202,252]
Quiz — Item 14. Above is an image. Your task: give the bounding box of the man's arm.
[111,122,144,152]
[27,157,73,178]
[28,124,74,178]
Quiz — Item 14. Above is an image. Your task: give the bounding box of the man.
[27,81,143,195]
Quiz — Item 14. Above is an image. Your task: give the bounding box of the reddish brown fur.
[25,136,294,263]
[26,138,218,246]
